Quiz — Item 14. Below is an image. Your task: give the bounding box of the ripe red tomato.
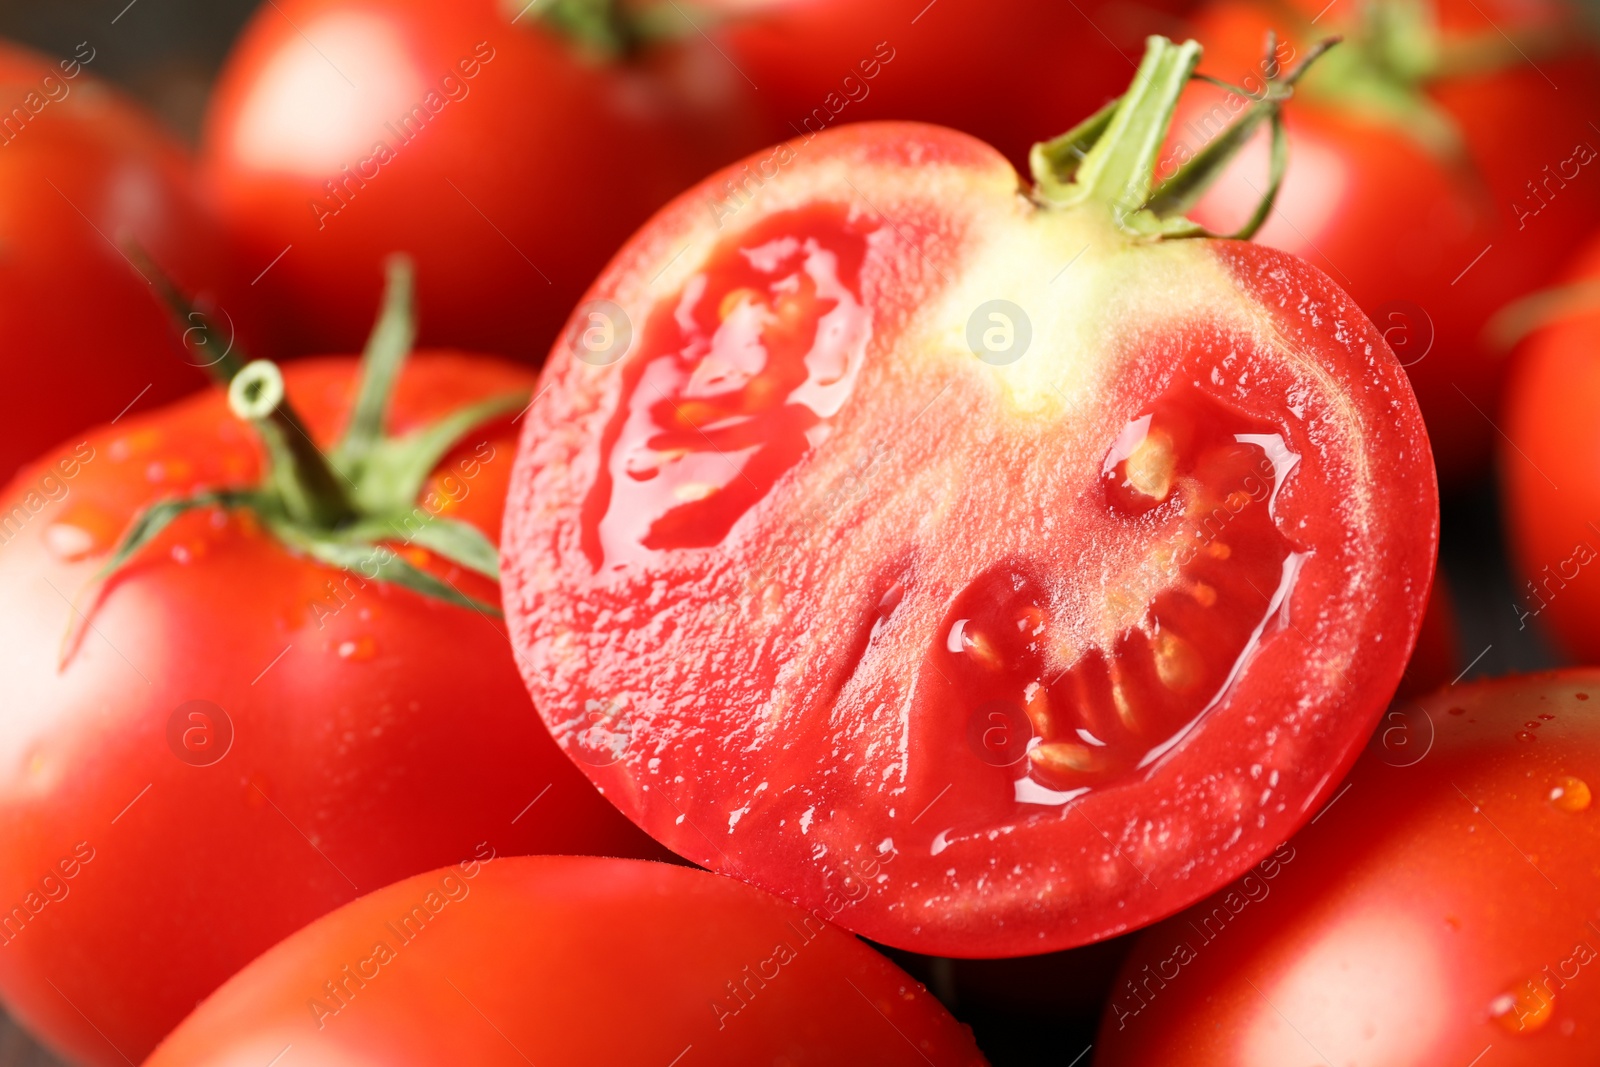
[199,0,761,363]
[1172,0,1600,485]
[0,342,657,1065]
[1096,670,1600,1065]
[1502,232,1600,662]
[145,855,988,1066]
[0,39,244,482]
[502,39,1438,958]
[710,0,1193,168]
[1397,575,1460,700]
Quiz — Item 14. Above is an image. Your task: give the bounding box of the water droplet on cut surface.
[1516,731,1537,742]
[1550,776,1591,812]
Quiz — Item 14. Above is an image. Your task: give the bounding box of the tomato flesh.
[928,383,1298,817]
[588,208,874,562]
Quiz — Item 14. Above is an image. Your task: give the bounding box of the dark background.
[0,2,1564,1064]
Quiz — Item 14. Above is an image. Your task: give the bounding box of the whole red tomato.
[1397,574,1460,700]
[1501,231,1600,662]
[709,0,1193,168]
[0,279,657,1065]
[146,855,988,1066]
[1097,670,1600,1065]
[0,39,244,482]
[200,0,763,363]
[1172,0,1600,485]
[501,39,1437,958]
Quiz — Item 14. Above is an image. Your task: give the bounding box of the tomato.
[1171,0,1600,485]
[145,855,986,1066]
[1397,575,1460,701]
[1096,670,1600,1065]
[710,0,1193,168]
[1501,231,1600,663]
[502,39,1438,958]
[0,39,246,482]
[199,0,761,363]
[0,281,658,1065]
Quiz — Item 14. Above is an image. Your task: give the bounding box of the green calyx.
[512,0,705,59]
[1270,0,1562,164]
[89,255,526,624]
[1031,34,1336,240]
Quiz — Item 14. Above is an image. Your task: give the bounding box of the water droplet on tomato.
[337,636,377,661]
[1550,776,1591,812]
[44,523,97,561]
[1516,731,1537,742]
[1490,983,1556,1033]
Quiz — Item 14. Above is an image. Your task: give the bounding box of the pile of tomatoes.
[2,0,1599,1063]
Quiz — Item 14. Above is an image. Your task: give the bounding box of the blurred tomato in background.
[1173,0,1600,486]
[198,0,1195,365]
[0,39,252,482]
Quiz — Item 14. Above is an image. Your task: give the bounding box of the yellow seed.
[1111,666,1138,732]
[1154,631,1202,692]
[1206,541,1231,560]
[718,287,763,321]
[1125,429,1177,502]
[1189,582,1217,607]
[1550,776,1592,813]
[1029,742,1104,775]
[961,628,1004,670]
[673,482,718,503]
[1023,682,1053,737]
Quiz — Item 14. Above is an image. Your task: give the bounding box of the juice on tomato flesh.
[584,207,877,568]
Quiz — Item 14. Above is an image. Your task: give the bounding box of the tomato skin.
[1397,576,1460,701]
[1177,0,1600,485]
[145,855,987,1066]
[503,120,1437,958]
[0,356,660,1066]
[200,0,760,363]
[710,0,1192,168]
[0,40,247,482]
[1502,233,1600,663]
[1096,671,1600,1065]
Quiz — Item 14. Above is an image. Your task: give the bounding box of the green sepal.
[344,391,529,516]
[338,515,502,582]
[92,490,264,584]
[339,255,418,465]
[278,523,503,617]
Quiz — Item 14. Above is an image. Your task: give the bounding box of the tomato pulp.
[0,342,658,1065]
[1174,0,1600,484]
[1097,671,1600,1065]
[146,856,988,1066]
[504,39,1437,957]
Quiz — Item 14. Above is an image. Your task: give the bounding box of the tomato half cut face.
[503,120,1437,956]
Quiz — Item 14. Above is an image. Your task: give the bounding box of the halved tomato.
[503,39,1438,956]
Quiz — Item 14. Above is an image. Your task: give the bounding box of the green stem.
[1045,37,1203,219]
[229,361,357,529]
